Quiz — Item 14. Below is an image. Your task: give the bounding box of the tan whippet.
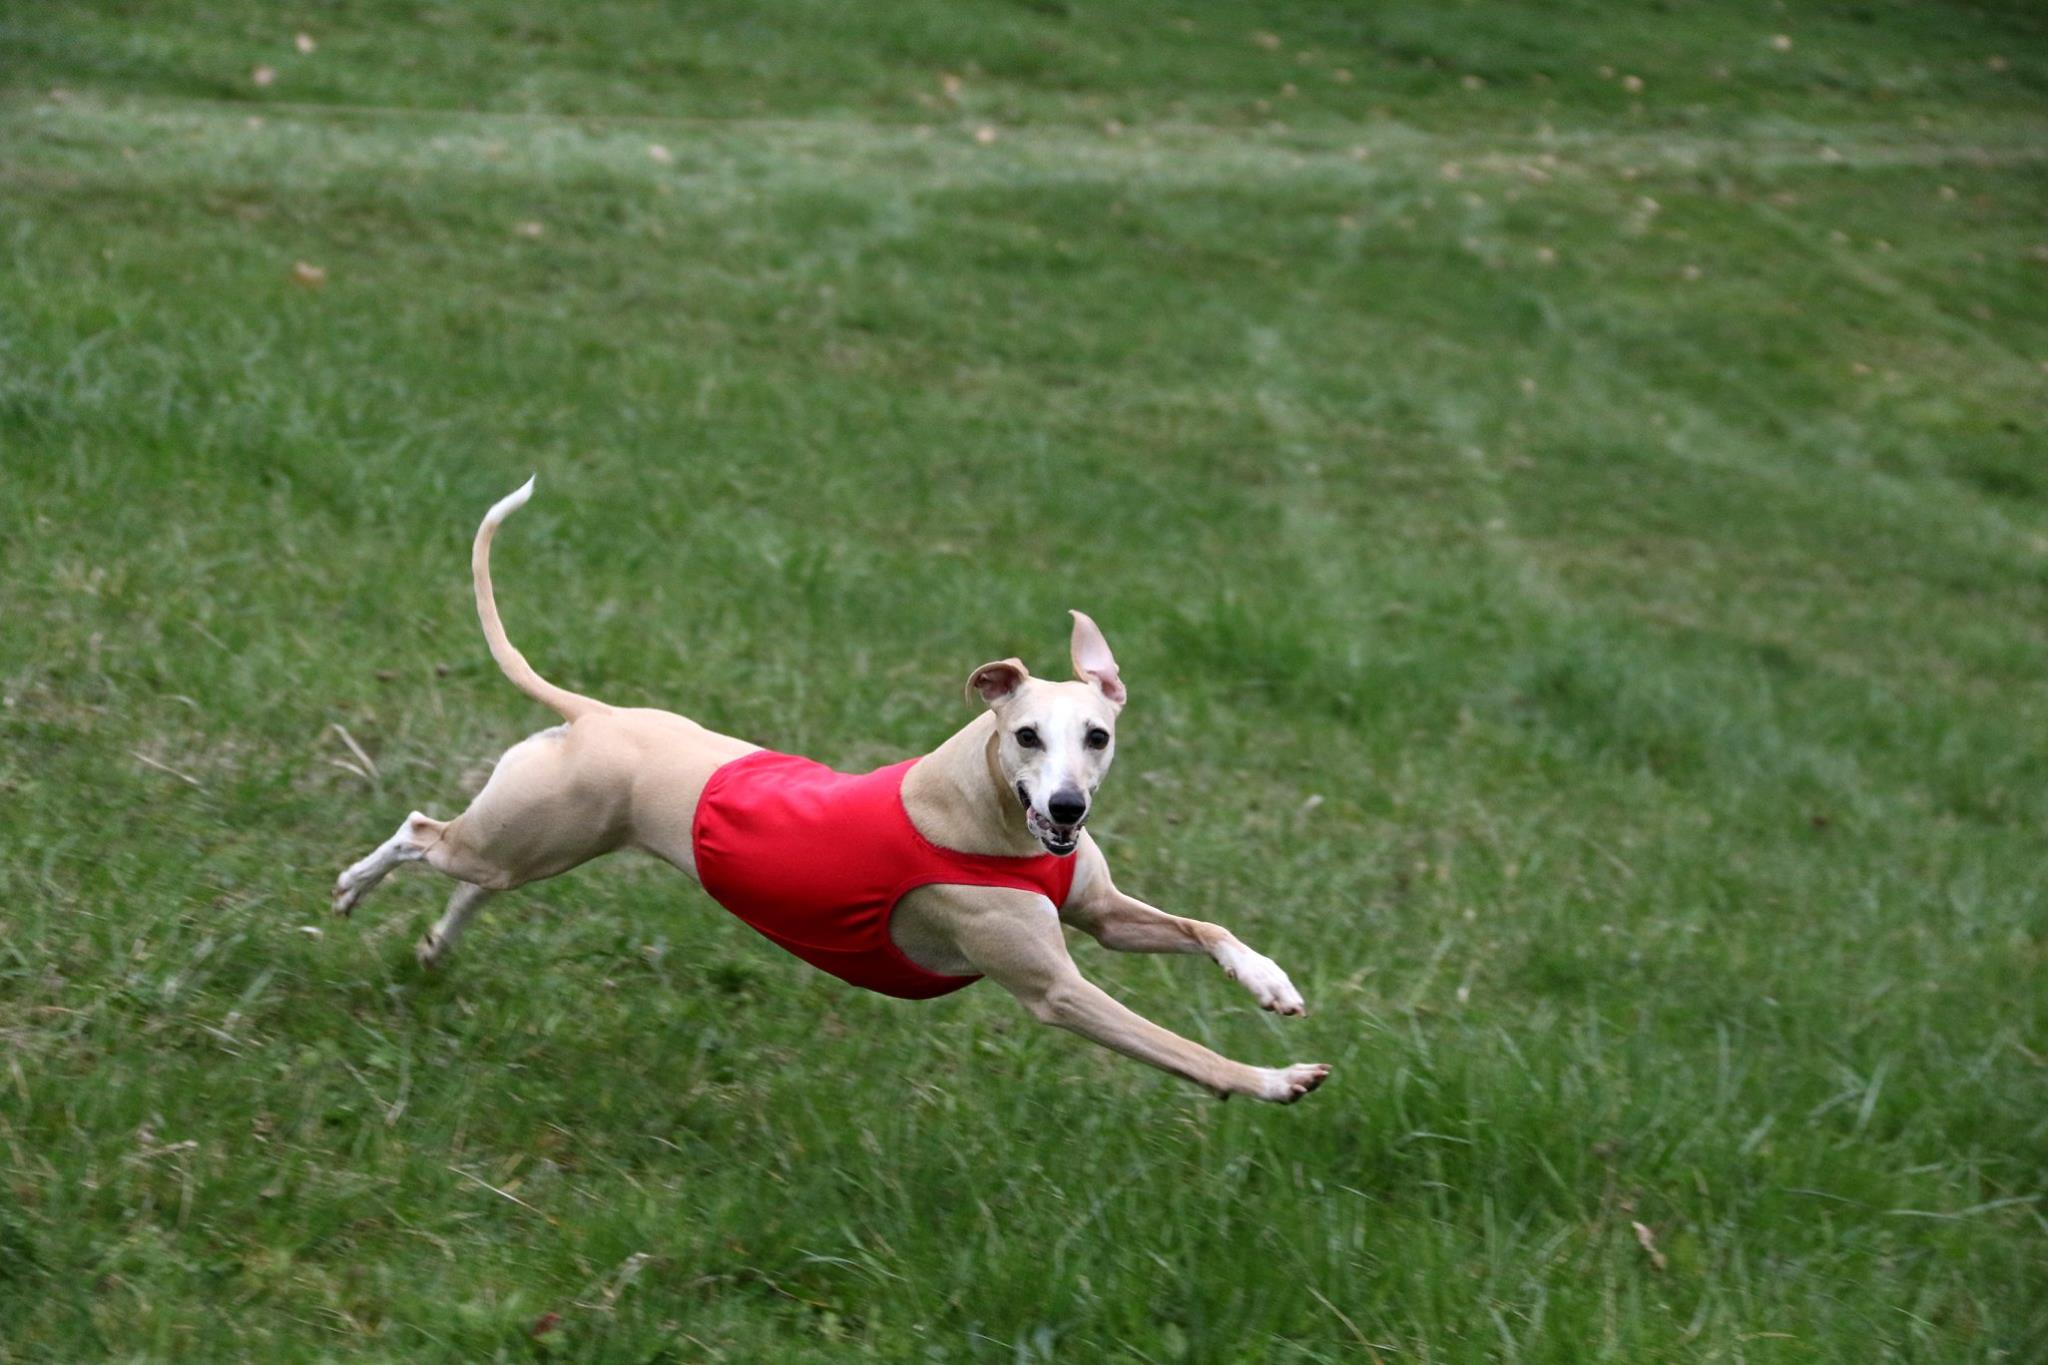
[333,480,1329,1104]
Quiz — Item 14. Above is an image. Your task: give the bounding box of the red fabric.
[691,749,1078,1000]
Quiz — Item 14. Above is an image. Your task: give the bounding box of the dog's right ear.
[966,658,1029,707]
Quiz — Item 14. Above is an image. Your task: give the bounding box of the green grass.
[4,2,2047,1359]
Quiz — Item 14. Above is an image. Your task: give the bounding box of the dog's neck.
[901,711,1045,857]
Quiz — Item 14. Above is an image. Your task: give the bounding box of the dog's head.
[966,610,1126,857]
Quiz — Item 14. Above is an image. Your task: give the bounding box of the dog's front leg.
[928,885,1329,1103]
[1026,963,1327,1102]
[1060,836,1307,1016]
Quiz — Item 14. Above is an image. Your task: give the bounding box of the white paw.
[331,874,363,918]
[1215,942,1306,1015]
[415,932,446,970]
[1258,1062,1331,1104]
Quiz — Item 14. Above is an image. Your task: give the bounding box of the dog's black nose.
[1047,790,1087,827]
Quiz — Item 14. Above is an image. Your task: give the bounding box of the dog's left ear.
[1068,610,1126,707]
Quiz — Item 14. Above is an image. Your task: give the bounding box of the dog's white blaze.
[1012,691,1110,825]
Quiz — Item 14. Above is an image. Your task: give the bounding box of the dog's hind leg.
[333,811,450,917]
[416,882,495,970]
[331,803,525,911]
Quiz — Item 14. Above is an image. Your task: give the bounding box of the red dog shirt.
[691,750,1079,999]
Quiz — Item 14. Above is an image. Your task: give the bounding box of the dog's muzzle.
[1019,782,1083,856]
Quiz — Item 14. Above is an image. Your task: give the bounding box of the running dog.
[334,480,1329,1103]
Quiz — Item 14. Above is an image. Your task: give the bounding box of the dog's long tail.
[472,477,608,722]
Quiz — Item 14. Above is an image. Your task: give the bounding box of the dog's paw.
[1215,941,1306,1016]
[1257,1062,1331,1104]
[415,932,447,971]
[331,874,363,919]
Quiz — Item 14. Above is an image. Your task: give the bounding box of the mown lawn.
[3,3,2046,1360]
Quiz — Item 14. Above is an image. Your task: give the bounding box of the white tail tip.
[483,475,537,527]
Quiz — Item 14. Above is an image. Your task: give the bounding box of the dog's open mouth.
[1019,784,1082,856]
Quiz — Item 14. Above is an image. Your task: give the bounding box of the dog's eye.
[1015,727,1041,749]
[1085,728,1111,751]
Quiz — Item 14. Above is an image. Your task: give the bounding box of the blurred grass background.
[3,2,2046,1360]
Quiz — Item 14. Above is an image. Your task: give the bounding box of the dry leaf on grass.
[290,261,327,289]
[295,32,317,55]
[251,65,277,88]
[1631,1221,1668,1272]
